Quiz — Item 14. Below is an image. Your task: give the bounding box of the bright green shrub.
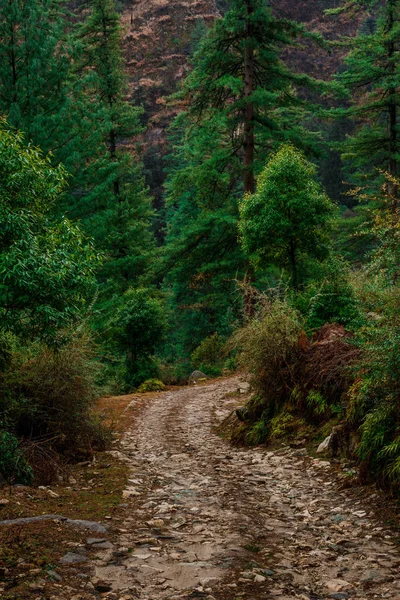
[137,379,166,393]
[239,146,335,286]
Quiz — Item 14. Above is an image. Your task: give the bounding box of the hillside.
[124,0,360,117]
[122,0,361,206]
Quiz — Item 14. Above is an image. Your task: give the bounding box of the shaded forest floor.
[1,378,400,599]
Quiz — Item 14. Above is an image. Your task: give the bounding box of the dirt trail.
[88,377,400,600]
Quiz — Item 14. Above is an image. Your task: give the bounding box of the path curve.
[92,377,400,600]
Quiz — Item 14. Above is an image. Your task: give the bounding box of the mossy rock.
[188,370,208,384]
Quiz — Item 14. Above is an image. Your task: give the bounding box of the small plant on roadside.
[0,431,33,484]
[137,379,166,393]
[306,390,329,417]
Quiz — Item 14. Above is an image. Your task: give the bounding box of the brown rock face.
[123,0,216,124]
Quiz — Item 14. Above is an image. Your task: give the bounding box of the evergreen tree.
[163,112,245,359]
[0,0,71,155]
[239,146,335,286]
[66,0,160,387]
[163,0,326,356]
[72,0,155,292]
[330,0,400,197]
[182,0,324,193]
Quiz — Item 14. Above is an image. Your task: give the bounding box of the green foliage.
[269,412,299,439]
[367,178,400,282]
[163,112,245,360]
[0,334,109,457]
[233,300,303,412]
[239,146,336,286]
[184,0,324,168]
[245,419,269,446]
[0,124,98,342]
[0,0,71,155]
[163,0,328,357]
[109,288,167,389]
[306,390,329,417]
[346,292,400,482]
[292,258,362,330]
[69,0,155,294]
[191,333,225,376]
[137,379,166,393]
[231,288,358,446]
[331,0,400,193]
[0,431,33,484]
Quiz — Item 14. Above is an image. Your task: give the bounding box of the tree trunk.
[242,1,256,316]
[243,0,255,195]
[387,0,398,203]
[109,128,121,199]
[289,239,298,288]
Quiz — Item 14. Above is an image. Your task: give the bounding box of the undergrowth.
[231,267,400,491]
[0,332,111,483]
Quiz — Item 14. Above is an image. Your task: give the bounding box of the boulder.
[188,371,208,384]
[317,434,332,454]
[60,552,87,565]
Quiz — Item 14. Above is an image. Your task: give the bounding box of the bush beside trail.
[230,286,400,491]
[0,334,111,484]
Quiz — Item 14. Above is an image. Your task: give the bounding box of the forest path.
[93,377,400,600]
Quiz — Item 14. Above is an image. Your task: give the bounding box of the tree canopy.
[0,124,98,342]
[239,145,336,285]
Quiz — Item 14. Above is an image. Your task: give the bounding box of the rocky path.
[88,377,400,600]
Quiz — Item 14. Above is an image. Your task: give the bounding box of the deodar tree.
[163,0,326,354]
[239,146,336,286]
[74,0,154,292]
[0,0,70,155]
[330,0,400,198]
[184,0,324,193]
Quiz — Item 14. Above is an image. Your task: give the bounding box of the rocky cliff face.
[121,1,217,212]
[123,1,215,128]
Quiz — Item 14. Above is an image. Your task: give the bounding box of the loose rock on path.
[55,378,400,599]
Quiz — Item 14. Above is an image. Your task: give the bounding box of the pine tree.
[163,0,326,356]
[0,0,71,155]
[182,0,324,193]
[71,0,155,292]
[330,0,400,197]
[69,0,159,387]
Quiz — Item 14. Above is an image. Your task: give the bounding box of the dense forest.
[1,0,400,492]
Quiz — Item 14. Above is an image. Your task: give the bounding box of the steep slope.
[123,0,215,126]
[121,1,216,213]
[121,0,362,208]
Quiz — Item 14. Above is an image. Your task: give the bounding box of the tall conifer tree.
[72,0,154,292]
[183,0,323,192]
[163,0,325,355]
[330,0,400,197]
[0,0,70,154]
